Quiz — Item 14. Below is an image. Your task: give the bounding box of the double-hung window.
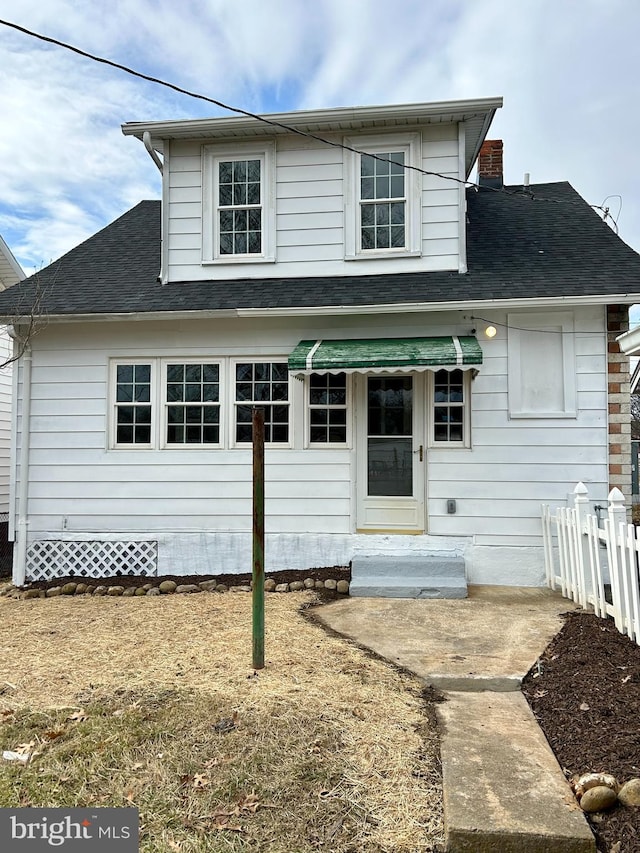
[113,362,153,447]
[344,132,422,259]
[431,369,469,446]
[165,362,221,445]
[308,373,348,444]
[234,362,290,444]
[203,141,275,263]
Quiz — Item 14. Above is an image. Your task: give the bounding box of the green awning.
[288,336,483,375]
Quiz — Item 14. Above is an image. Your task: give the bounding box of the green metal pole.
[252,406,265,670]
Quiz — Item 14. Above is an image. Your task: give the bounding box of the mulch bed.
[12,565,351,593]
[522,610,640,853]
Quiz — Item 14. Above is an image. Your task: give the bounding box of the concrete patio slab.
[316,584,576,691]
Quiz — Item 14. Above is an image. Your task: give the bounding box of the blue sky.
[1,0,640,326]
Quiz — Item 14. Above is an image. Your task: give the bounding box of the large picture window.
[234,362,290,444]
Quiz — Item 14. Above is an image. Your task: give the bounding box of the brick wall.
[607,304,631,504]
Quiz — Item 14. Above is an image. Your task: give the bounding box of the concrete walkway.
[315,586,595,852]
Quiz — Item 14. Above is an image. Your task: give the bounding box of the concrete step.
[351,554,467,599]
[350,577,467,599]
[352,555,466,578]
[436,692,595,852]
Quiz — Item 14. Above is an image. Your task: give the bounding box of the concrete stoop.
[350,554,467,599]
[436,692,595,853]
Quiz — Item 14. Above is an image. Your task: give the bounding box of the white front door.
[356,373,425,532]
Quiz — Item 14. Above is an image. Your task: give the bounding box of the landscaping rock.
[275,583,289,593]
[324,579,337,590]
[85,585,96,595]
[61,582,77,595]
[134,587,147,596]
[0,583,15,596]
[107,586,125,596]
[337,580,350,594]
[22,589,41,600]
[580,786,618,812]
[230,585,251,593]
[175,584,202,594]
[142,583,153,591]
[215,583,228,593]
[575,772,618,797]
[618,778,640,807]
[93,586,107,596]
[159,580,177,594]
[315,580,325,590]
[303,578,315,589]
[146,587,161,596]
[264,579,277,592]
[75,583,88,595]
[289,581,304,591]
[199,580,217,591]
[122,587,136,597]
[46,587,62,597]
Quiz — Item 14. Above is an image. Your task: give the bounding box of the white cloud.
[0,0,639,272]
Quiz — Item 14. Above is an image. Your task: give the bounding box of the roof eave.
[121,97,504,143]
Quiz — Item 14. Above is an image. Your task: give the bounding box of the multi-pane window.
[165,363,220,445]
[115,364,152,445]
[235,362,289,443]
[433,369,465,443]
[360,151,406,250]
[309,373,347,443]
[218,159,262,255]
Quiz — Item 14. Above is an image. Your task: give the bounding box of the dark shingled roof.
[1,182,639,318]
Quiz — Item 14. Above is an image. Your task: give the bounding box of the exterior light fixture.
[484,325,497,338]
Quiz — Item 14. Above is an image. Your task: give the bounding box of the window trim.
[344,132,422,260]
[230,358,292,448]
[202,140,276,264]
[305,372,352,448]
[160,358,223,449]
[427,369,471,448]
[109,359,157,450]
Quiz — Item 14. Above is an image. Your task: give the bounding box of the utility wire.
[0,17,621,223]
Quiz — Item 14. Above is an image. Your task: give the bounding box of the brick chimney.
[477,139,503,189]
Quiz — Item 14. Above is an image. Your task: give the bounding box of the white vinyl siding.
[12,306,609,568]
[164,123,460,282]
[0,329,12,514]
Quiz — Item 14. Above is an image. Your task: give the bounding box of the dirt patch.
[522,610,640,853]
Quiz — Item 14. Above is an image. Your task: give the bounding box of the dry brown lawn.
[0,591,443,852]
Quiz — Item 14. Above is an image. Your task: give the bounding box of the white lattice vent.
[25,540,158,582]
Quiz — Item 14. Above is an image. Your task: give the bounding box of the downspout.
[142,131,163,174]
[8,327,32,586]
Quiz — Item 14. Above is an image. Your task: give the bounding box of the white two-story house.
[0,96,639,594]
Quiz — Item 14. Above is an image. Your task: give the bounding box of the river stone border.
[0,576,350,600]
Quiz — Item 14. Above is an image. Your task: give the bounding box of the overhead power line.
[0,17,622,227]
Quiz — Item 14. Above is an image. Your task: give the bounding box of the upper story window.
[344,132,422,260]
[360,152,405,250]
[202,141,275,264]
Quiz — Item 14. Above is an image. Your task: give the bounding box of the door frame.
[354,372,426,533]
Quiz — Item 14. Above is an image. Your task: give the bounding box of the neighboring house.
[0,96,639,594]
[0,234,25,570]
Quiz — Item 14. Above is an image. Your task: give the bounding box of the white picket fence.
[541,482,640,646]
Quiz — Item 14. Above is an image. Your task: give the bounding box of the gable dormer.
[122,97,502,284]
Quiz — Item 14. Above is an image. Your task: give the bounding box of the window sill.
[202,255,276,266]
[344,249,422,261]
